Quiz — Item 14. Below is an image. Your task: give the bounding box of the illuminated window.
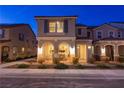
[49,21,63,33]
[57,21,63,33]
[13,47,17,54]
[49,22,56,32]
[22,47,25,52]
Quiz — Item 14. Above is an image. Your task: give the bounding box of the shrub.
[38,59,45,64]
[118,56,124,63]
[17,64,29,68]
[53,58,60,64]
[89,57,95,64]
[116,63,124,69]
[75,64,86,69]
[38,65,47,69]
[54,63,68,69]
[96,63,111,69]
[72,57,79,64]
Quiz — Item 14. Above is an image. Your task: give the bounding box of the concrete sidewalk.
[0,58,36,68]
[1,69,124,79]
[0,58,124,79]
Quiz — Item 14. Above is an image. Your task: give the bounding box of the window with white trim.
[118,32,121,38]
[49,21,64,33]
[97,32,102,39]
[109,32,114,38]
[0,29,5,38]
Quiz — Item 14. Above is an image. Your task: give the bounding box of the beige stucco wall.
[36,18,76,37]
[93,24,120,41]
[0,25,37,62]
[76,27,88,38]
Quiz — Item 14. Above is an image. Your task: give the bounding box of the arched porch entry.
[118,45,124,56]
[1,46,10,62]
[42,42,54,59]
[94,46,101,61]
[105,45,114,61]
[58,42,70,59]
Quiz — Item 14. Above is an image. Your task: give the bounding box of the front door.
[77,44,87,62]
[2,46,9,62]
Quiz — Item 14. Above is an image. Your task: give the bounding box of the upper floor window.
[49,21,64,33]
[0,29,5,39]
[87,31,91,38]
[77,28,82,35]
[19,33,24,41]
[118,32,121,38]
[109,32,114,38]
[97,32,102,39]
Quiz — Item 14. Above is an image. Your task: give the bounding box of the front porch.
[37,38,93,64]
[94,40,124,62]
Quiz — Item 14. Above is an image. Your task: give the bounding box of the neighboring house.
[35,16,93,63]
[93,23,124,61]
[0,24,37,63]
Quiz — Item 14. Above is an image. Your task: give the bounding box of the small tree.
[72,57,79,64]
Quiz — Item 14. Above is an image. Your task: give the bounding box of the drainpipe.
[0,46,2,63]
[114,45,119,61]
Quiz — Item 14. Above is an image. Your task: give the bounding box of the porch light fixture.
[38,46,42,55]
[88,46,91,49]
[70,46,75,55]
[22,47,25,52]
[101,47,105,56]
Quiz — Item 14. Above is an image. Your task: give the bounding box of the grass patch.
[116,63,124,69]
[75,64,86,69]
[96,63,111,69]
[38,65,47,69]
[54,63,68,69]
[17,64,29,68]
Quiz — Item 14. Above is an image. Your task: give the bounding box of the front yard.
[4,60,124,69]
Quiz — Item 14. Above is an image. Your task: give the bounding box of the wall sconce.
[70,46,75,55]
[101,47,105,56]
[88,46,91,49]
[38,46,42,55]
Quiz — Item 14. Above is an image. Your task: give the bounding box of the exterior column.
[52,40,59,61]
[69,41,75,61]
[100,45,106,61]
[9,46,15,60]
[0,46,2,63]
[37,40,43,62]
[114,45,119,61]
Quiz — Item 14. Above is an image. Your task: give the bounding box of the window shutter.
[2,30,5,38]
[44,20,49,33]
[64,20,68,33]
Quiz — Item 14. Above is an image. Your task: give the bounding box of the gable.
[93,24,119,31]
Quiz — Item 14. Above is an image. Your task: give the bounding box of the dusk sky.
[0,5,124,35]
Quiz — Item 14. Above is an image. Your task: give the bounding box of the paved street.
[1,75,124,88]
[0,61,124,88]
[1,69,124,88]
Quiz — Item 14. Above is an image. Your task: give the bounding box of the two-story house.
[0,24,37,63]
[35,16,93,64]
[93,23,124,61]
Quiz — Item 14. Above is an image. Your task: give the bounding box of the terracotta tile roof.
[0,24,29,29]
[76,24,87,27]
[0,40,11,43]
[35,15,78,19]
[94,38,124,42]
